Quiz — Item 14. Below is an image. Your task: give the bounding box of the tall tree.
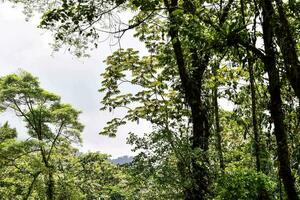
[0,71,84,200]
[260,0,298,198]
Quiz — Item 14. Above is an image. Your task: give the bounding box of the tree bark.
[47,170,55,200]
[260,0,299,199]
[248,59,261,172]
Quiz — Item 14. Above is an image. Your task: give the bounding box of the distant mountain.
[110,155,134,165]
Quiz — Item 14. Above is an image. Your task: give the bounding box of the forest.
[0,0,299,199]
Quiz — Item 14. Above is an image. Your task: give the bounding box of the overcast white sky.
[0,2,151,158]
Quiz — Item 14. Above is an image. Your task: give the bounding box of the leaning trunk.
[273,0,300,100]
[261,0,299,199]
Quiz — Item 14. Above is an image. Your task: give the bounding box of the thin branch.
[47,121,65,161]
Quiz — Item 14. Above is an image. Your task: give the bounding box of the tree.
[0,71,83,200]
[258,0,298,198]
[0,71,136,199]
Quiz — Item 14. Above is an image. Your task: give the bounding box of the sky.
[0,2,151,158]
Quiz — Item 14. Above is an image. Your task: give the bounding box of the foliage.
[214,167,276,200]
[0,72,132,199]
[2,0,300,199]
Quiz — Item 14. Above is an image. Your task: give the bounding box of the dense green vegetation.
[1,0,300,199]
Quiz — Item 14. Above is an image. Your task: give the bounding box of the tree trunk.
[46,170,55,200]
[213,64,225,171]
[188,93,210,200]
[248,59,261,172]
[273,0,300,101]
[261,0,299,199]
[163,0,210,199]
[40,144,55,200]
[249,60,271,200]
[42,152,55,200]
